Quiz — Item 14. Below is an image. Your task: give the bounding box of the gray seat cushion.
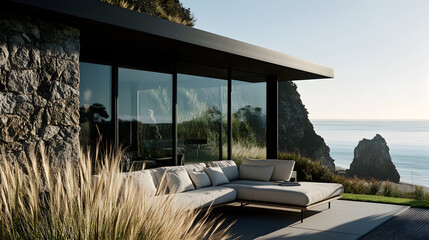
[163,186,237,210]
[225,180,344,207]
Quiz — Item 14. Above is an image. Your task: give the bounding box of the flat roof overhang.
[4,0,334,81]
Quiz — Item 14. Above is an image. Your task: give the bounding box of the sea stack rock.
[348,134,400,183]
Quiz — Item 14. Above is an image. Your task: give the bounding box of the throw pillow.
[188,170,211,189]
[205,166,229,186]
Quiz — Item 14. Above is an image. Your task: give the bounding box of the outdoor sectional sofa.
[117,159,344,222]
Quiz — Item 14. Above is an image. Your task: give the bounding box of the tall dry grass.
[0,144,232,239]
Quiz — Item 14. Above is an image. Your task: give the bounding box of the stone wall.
[0,16,80,166]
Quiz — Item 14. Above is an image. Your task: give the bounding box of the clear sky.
[181,0,429,120]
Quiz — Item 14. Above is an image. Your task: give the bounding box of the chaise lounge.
[115,159,344,222]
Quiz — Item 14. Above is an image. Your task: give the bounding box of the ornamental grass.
[0,144,232,240]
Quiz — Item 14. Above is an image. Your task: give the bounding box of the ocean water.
[312,120,429,187]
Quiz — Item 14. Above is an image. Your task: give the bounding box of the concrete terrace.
[210,200,409,240]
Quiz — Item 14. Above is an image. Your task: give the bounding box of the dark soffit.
[4,0,334,81]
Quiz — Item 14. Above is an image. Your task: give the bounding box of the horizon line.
[309,118,429,121]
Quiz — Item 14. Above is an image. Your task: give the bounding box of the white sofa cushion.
[188,170,211,189]
[121,170,158,196]
[239,165,274,182]
[225,180,344,206]
[244,159,295,181]
[207,160,239,181]
[205,166,229,186]
[156,186,236,210]
[165,169,195,193]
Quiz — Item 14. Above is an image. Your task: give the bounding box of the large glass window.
[80,62,270,167]
[232,72,267,160]
[178,74,227,163]
[79,62,112,148]
[118,68,173,168]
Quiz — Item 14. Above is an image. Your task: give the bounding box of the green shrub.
[352,177,370,194]
[369,179,382,195]
[390,185,405,198]
[383,180,394,197]
[278,152,333,182]
[413,186,425,200]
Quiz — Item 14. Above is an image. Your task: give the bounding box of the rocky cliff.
[348,134,400,183]
[278,82,335,170]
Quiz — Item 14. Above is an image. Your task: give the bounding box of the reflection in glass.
[178,74,227,163]
[232,74,267,160]
[118,68,172,168]
[79,62,112,148]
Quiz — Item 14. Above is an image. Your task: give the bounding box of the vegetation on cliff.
[102,0,195,26]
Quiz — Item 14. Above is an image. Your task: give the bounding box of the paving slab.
[210,200,409,240]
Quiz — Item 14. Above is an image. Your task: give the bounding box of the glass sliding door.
[79,62,112,149]
[118,68,172,169]
[178,74,227,163]
[232,71,267,160]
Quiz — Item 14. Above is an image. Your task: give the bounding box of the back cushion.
[243,159,295,181]
[183,163,206,172]
[239,165,274,182]
[121,170,158,196]
[207,160,239,181]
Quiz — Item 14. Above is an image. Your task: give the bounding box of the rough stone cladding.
[0,16,80,166]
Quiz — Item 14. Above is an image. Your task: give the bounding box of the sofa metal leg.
[301,209,304,223]
[329,202,331,209]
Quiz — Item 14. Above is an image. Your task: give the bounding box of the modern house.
[1,0,333,168]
